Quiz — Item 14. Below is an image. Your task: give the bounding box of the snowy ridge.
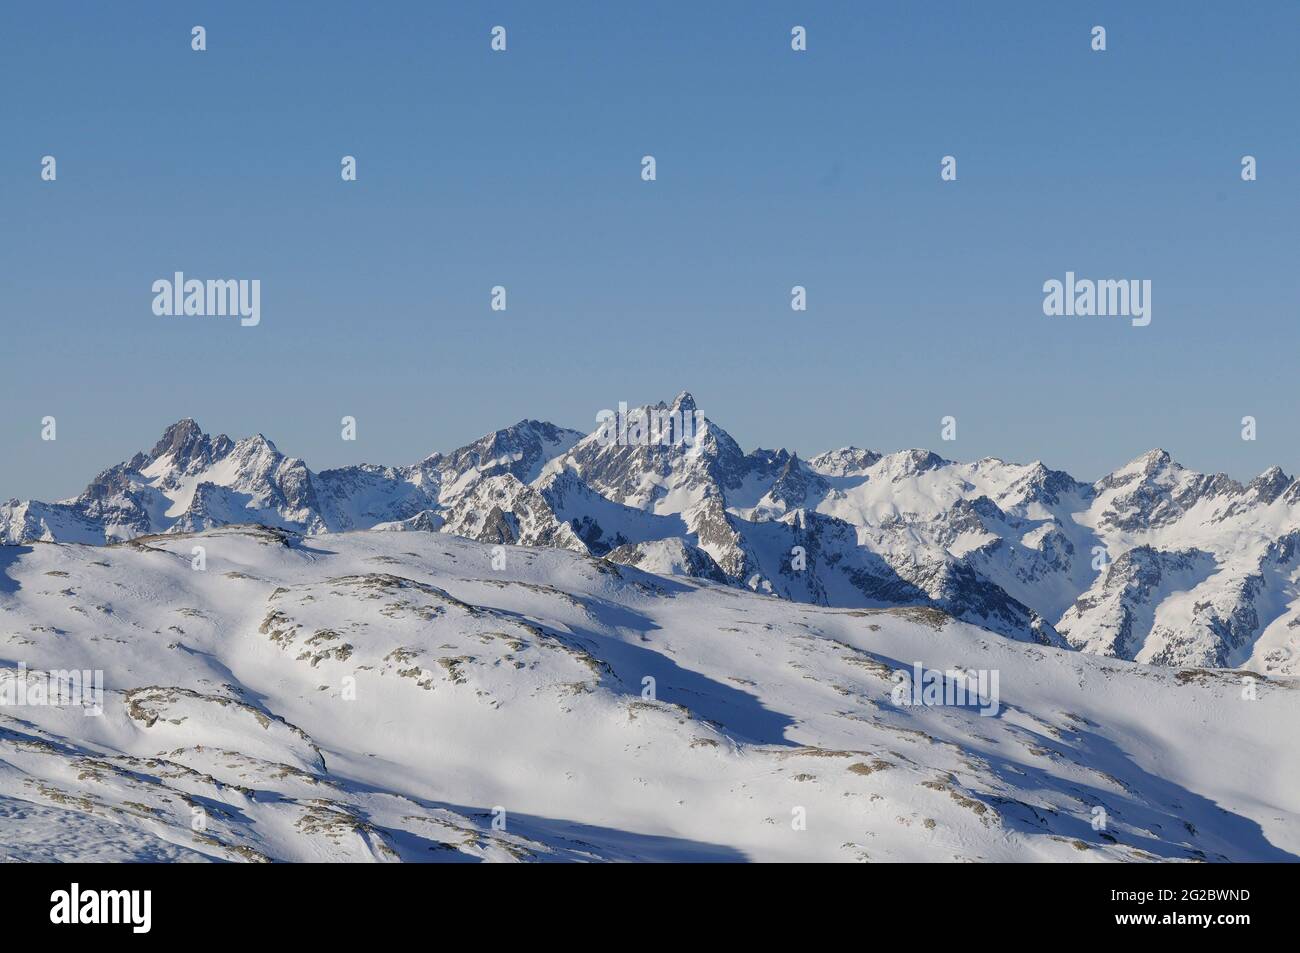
[5,394,1300,674]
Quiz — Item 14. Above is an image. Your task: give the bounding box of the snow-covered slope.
[1,528,1295,862]
[6,394,1300,674]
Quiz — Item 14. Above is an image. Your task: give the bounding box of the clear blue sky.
[3,1,1298,501]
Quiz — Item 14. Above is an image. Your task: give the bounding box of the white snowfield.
[0,527,1295,862]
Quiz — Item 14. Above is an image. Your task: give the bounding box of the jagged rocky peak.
[442,418,583,484]
[483,418,579,449]
[145,418,234,474]
[1093,452,1231,533]
[149,417,205,458]
[1097,448,1240,504]
[876,448,949,481]
[657,391,737,458]
[574,392,744,470]
[1096,448,1178,490]
[1137,447,1174,469]
[1133,448,1180,473]
[221,433,287,480]
[1247,465,1293,504]
[899,448,948,470]
[238,432,279,454]
[762,451,829,509]
[808,446,882,477]
[657,391,713,433]
[1002,460,1092,507]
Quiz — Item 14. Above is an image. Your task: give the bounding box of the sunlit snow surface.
[0,527,1295,862]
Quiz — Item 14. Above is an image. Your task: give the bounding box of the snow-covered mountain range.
[2,527,1295,861]
[5,392,1299,675]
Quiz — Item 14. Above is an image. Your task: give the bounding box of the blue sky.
[2,1,1298,500]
